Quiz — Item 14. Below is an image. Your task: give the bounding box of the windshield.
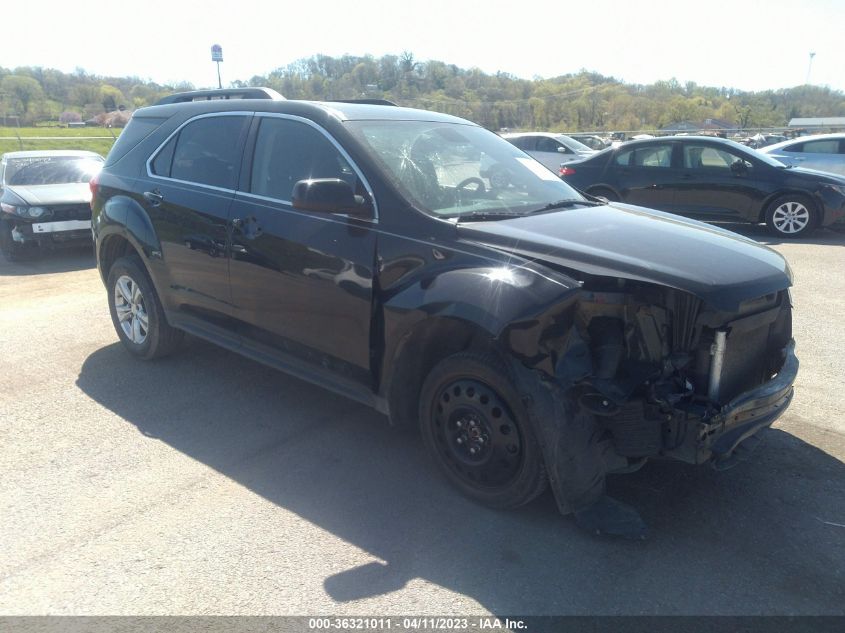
[3,156,103,186]
[346,120,585,218]
[558,134,593,153]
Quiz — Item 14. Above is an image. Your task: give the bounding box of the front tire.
[107,255,183,360]
[765,195,817,238]
[419,352,547,509]
[0,220,26,262]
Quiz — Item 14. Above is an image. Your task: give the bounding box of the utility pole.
[211,44,224,89]
[805,52,816,85]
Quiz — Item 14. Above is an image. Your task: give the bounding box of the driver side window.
[536,137,565,153]
[683,145,743,170]
[250,117,359,202]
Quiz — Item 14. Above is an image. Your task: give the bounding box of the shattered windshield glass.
[346,120,587,218]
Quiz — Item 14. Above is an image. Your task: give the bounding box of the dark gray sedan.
[0,150,103,261]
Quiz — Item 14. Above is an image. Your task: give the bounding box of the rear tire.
[107,255,184,360]
[765,194,817,238]
[588,187,620,202]
[419,352,547,509]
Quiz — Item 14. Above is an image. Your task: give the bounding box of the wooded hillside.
[2,54,844,131]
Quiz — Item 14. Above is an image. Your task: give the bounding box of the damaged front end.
[551,279,797,475]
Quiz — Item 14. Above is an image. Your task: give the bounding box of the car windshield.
[4,156,103,186]
[346,120,586,218]
[559,135,593,152]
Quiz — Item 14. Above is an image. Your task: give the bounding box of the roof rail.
[328,99,397,106]
[155,87,285,105]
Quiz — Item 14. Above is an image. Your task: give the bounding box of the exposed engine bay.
[546,278,795,471]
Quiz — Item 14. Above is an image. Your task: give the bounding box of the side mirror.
[291,178,371,216]
[730,160,750,175]
[556,146,570,153]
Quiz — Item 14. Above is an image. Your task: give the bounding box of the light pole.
[211,44,223,89]
[806,51,816,85]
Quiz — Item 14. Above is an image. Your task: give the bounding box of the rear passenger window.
[799,139,840,154]
[616,145,673,168]
[151,137,176,176]
[165,116,247,189]
[249,117,359,201]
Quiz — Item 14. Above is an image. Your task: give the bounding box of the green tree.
[1,75,45,120]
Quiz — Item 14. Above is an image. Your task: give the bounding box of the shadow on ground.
[76,340,845,615]
[0,246,95,276]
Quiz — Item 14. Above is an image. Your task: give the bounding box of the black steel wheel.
[107,254,184,360]
[419,352,547,509]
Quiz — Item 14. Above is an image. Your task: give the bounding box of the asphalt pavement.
[1,226,843,615]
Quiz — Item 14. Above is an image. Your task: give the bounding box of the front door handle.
[143,190,164,206]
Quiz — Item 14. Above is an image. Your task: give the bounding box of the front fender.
[383,261,581,375]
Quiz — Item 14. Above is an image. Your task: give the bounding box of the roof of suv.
[136,98,472,125]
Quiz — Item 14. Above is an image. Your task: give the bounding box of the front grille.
[49,204,91,222]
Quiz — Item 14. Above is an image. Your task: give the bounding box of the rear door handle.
[143,190,164,206]
[681,173,695,179]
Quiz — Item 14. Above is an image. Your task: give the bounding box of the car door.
[143,113,250,323]
[670,141,756,220]
[530,136,577,171]
[609,142,679,210]
[227,114,378,387]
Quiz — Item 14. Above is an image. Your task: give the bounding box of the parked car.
[759,133,845,177]
[0,150,104,261]
[502,132,595,171]
[568,134,610,150]
[559,136,845,237]
[739,133,788,149]
[91,91,798,537]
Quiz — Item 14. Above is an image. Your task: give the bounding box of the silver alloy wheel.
[771,201,810,234]
[114,274,149,345]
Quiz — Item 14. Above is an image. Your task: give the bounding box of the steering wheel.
[455,177,486,194]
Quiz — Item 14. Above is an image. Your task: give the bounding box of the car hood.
[457,202,792,311]
[4,183,92,206]
[779,165,845,184]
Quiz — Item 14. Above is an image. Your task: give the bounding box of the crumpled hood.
[5,183,92,206]
[457,202,792,311]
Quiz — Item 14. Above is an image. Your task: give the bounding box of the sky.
[3,0,844,93]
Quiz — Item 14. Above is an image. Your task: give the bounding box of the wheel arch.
[385,316,502,428]
[96,195,162,283]
[585,183,622,199]
[380,264,580,427]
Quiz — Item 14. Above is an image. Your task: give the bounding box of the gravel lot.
[1,225,843,616]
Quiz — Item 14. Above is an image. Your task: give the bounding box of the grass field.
[0,127,120,156]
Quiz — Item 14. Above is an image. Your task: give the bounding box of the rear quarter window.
[104,116,168,167]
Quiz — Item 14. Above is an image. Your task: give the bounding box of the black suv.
[92,90,798,536]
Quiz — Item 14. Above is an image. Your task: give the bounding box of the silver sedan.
[760,133,845,176]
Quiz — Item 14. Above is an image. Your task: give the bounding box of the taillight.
[559,166,576,177]
[88,173,100,209]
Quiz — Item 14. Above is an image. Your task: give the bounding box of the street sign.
[211,44,223,62]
